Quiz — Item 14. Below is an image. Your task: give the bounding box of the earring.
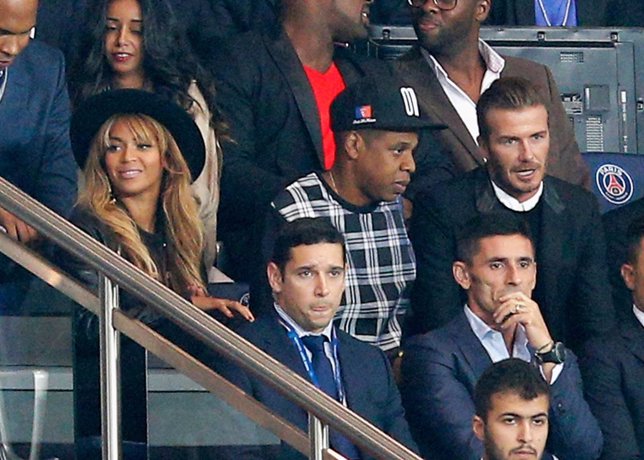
[107,182,116,204]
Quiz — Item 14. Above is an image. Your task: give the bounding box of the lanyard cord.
[281,320,345,403]
[537,0,572,26]
[0,69,8,104]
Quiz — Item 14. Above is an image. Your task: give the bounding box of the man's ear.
[621,263,636,291]
[473,415,485,442]
[267,262,283,294]
[476,0,491,22]
[453,261,472,290]
[343,131,364,161]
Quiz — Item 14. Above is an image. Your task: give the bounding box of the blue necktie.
[301,335,361,459]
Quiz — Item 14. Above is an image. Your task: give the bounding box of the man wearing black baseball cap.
[258,76,445,361]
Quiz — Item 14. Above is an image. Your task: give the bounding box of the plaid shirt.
[271,172,416,350]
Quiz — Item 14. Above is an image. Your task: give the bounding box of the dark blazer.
[0,40,77,283]
[0,40,76,219]
[401,311,603,460]
[215,312,418,459]
[394,47,589,194]
[211,29,391,281]
[408,167,614,350]
[487,0,610,26]
[602,197,644,322]
[581,316,644,460]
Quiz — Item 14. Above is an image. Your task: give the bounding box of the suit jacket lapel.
[258,315,311,380]
[621,319,644,364]
[451,312,493,383]
[266,31,324,166]
[335,332,364,411]
[534,178,567,322]
[398,48,482,164]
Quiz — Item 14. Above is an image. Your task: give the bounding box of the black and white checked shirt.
[271,172,416,351]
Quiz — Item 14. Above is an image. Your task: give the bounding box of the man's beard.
[483,426,541,460]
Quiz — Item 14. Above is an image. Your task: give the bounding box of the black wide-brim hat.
[70,89,205,181]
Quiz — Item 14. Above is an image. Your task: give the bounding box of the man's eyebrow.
[0,25,35,35]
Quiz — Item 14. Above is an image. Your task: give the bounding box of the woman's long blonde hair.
[78,114,205,296]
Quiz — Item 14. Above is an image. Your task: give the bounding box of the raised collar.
[274,303,334,342]
[421,39,505,80]
[491,180,544,212]
[475,168,565,215]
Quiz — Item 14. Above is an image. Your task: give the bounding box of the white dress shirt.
[464,305,562,383]
[633,304,644,328]
[491,180,544,212]
[421,40,505,143]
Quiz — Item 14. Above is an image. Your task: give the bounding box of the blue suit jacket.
[581,316,644,460]
[215,312,418,459]
[400,311,603,460]
[0,39,76,217]
[0,40,77,280]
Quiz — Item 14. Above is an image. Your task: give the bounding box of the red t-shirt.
[304,63,346,170]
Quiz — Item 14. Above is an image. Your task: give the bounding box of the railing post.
[309,413,329,460]
[99,274,122,460]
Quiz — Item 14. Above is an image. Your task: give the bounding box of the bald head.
[0,0,37,68]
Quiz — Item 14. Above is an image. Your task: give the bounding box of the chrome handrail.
[0,177,421,460]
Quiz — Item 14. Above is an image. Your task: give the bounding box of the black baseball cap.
[71,89,205,181]
[331,75,446,133]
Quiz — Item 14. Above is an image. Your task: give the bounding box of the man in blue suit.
[0,0,77,309]
[581,216,644,460]
[216,217,417,459]
[400,214,602,460]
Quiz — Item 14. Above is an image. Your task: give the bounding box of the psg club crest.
[596,164,634,205]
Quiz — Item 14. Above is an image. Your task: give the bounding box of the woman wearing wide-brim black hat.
[60,89,254,457]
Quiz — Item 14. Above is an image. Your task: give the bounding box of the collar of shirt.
[633,304,644,328]
[421,40,505,142]
[464,305,563,384]
[491,180,544,212]
[464,305,531,362]
[274,303,334,342]
[274,303,344,399]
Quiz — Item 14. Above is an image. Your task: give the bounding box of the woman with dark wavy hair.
[70,0,225,270]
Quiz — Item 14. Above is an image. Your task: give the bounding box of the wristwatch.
[535,341,566,364]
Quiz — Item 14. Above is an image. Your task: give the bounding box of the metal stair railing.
[0,176,421,460]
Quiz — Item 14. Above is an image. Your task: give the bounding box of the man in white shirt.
[395,0,589,201]
[581,216,644,460]
[408,77,614,350]
[473,358,551,460]
[400,213,602,460]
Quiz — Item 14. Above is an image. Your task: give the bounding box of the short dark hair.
[474,358,550,421]
[477,77,549,141]
[271,218,346,272]
[625,216,644,265]
[456,214,534,264]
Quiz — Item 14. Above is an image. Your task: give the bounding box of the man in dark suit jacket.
[487,0,608,26]
[581,217,644,460]
[211,0,389,282]
[0,0,77,309]
[401,214,603,460]
[395,0,588,199]
[603,197,644,322]
[216,218,418,459]
[409,77,614,350]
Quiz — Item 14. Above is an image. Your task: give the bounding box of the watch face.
[537,342,566,364]
[553,342,566,362]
